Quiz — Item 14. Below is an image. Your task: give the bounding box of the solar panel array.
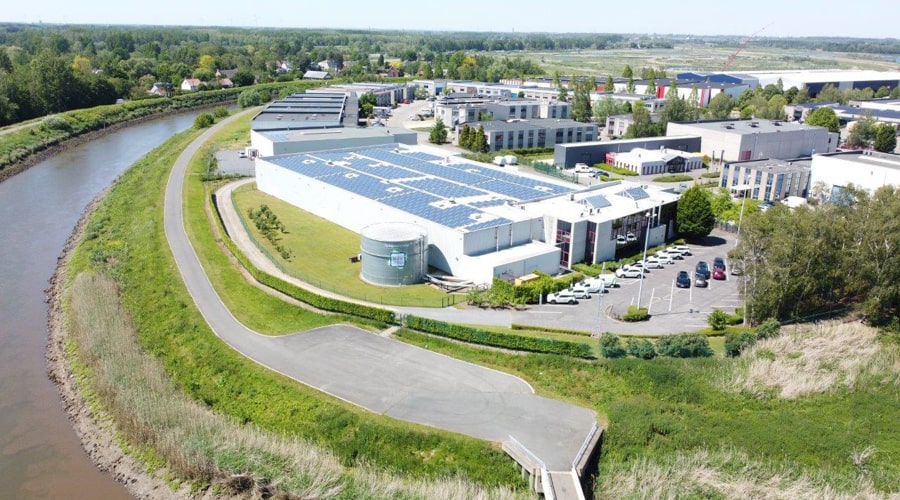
[621,187,650,201]
[268,146,575,231]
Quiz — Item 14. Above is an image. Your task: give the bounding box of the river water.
[0,113,196,499]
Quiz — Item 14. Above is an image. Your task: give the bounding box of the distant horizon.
[2,0,898,40]
[2,20,899,42]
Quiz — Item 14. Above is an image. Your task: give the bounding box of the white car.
[653,252,676,265]
[569,285,592,299]
[615,266,645,279]
[673,245,692,256]
[573,162,593,173]
[625,262,651,273]
[666,246,688,257]
[546,290,578,304]
[642,257,665,269]
[579,280,605,294]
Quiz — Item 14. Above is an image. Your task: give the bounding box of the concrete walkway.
[163,112,598,491]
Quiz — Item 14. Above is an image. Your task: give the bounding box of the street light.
[636,208,653,310]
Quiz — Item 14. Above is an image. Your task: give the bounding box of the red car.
[712,268,726,280]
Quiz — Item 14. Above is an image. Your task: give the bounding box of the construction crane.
[723,24,771,70]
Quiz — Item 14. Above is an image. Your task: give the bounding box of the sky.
[2,0,898,39]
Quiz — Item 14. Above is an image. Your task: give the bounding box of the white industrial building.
[255,144,678,285]
[810,151,900,199]
[720,158,812,201]
[467,118,597,152]
[666,119,838,162]
[612,148,704,175]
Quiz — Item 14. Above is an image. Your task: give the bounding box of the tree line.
[733,185,899,327]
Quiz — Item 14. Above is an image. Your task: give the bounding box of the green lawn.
[232,186,458,307]
[652,174,693,183]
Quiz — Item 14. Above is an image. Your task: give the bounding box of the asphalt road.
[164,111,597,471]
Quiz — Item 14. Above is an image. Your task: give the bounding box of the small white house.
[613,148,704,175]
[180,78,202,91]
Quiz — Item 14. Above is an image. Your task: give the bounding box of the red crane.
[723,24,771,70]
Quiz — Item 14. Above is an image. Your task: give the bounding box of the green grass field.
[232,186,458,307]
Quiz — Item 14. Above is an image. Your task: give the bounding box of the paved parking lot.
[510,230,743,335]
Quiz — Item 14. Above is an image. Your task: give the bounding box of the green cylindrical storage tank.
[360,222,428,286]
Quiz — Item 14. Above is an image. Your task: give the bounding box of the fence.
[227,187,460,308]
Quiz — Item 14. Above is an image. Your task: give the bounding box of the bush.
[599,332,626,358]
[656,333,713,358]
[625,338,657,359]
[708,308,730,331]
[724,331,757,357]
[238,89,265,108]
[755,318,781,339]
[42,115,72,131]
[653,174,693,183]
[193,112,214,129]
[212,106,230,118]
[621,305,649,322]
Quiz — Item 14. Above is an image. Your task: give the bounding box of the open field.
[516,45,900,76]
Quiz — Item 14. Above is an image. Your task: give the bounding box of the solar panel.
[583,194,612,209]
[400,178,487,199]
[621,187,650,201]
[464,217,513,232]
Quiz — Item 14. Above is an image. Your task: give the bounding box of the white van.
[574,162,593,173]
[492,156,507,166]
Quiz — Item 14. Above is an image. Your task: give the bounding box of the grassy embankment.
[395,321,899,498]
[231,186,455,307]
[64,114,528,497]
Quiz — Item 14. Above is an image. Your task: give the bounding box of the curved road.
[164,111,597,473]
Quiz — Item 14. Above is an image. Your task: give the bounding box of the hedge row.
[405,315,593,358]
[511,323,592,337]
[212,196,395,324]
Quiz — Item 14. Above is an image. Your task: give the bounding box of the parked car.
[666,246,688,257]
[695,261,711,280]
[569,285,592,299]
[676,270,691,288]
[573,162,593,173]
[642,257,665,269]
[695,274,709,287]
[579,279,606,294]
[713,256,726,272]
[654,252,676,265]
[594,274,619,289]
[625,262,650,273]
[615,266,645,279]
[712,268,726,280]
[547,290,578,304]
[673,245,692,256]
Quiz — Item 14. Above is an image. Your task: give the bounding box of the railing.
[572,422,600,471]
[542,468,556,500]
[227,189,460,308]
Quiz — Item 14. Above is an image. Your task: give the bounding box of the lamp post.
[636,209,652,310]
[735,185,749,241]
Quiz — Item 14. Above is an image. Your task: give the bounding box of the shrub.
[599,332,626,358]
[404,316,593,358]
[724,331,757,357]
[755,318,781,339]
[193,112,214,129]
[212,105,230,118]
[656,333,713,358]
[621,305,649,322]
[653,174,693,183]
[625,338,657,359]
[42,115,72,131]
[238,89,265,108]
[708,308,730,331]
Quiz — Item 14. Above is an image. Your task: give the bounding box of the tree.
[624,101,661,138]
[231,70,255,87]
[593,96,622,123]
[429,118,448,144]
[815,83,844,104]
[358,92,377,118]
[707,308,730,331]
[874,86,891,98]
[571,82,592,123]
[474,125,488,153]
[644,78,656,96]
[622,65,633,78]
[459,124,472,149]
[676,185,715,239]
[193,112,214,129]
[238,89,265,108]
[604,75,615,92]
[625,76,635,94]
[805,107,840,133]
[706,92,734,119]
[872,123,897,153]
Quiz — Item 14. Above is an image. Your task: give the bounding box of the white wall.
[811,154,900,194]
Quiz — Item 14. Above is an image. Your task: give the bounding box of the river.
[0,113,196,499]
